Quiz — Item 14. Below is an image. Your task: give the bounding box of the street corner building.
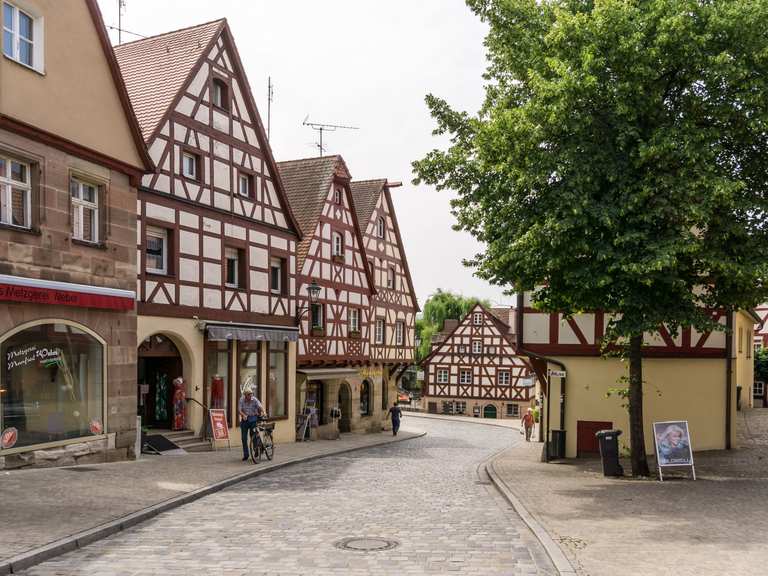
[277,159,418,438]
[420,304,536,421]
[113,19,302,448]
[516,293,758,459]
[0,0,152,467]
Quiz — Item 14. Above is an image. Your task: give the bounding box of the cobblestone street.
[19,419,554,576]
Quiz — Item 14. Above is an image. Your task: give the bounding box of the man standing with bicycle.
[239,389,264,461]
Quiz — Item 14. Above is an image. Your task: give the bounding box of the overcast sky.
[98,0,513,309]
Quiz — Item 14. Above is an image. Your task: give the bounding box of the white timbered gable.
[424,305,533,402]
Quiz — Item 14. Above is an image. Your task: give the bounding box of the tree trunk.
[628,334,650,477]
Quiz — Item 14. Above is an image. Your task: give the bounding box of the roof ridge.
[276,155,340,165]
[114,18,225,49]
[351,178,387,184]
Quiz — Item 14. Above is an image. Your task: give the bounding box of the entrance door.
[338,382,351,433]
[577,420,612,456]
[483,404,498,419]
[138,335,183,429]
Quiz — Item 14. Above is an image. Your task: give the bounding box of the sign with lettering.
[358,366,383,380]
[548,369,566,378]
[1,427,18,449]
[653,420,696,481]
[6,345,62,371]
[0,283,134,311]
[209,409,229,441]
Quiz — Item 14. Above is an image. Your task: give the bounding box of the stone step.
[181,441,212,452]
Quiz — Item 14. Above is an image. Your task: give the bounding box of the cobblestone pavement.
[19,419,555,576]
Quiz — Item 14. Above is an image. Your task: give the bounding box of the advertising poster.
[653,420,696,480]
[209,409,229,440]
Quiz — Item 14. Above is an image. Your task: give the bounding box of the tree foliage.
[415,290,490,360]
[413,0,768,474]
[756,348,768,385]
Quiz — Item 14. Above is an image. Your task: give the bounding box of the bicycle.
[248,417,275,463]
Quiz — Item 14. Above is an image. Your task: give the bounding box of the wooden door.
[577,420,612,456]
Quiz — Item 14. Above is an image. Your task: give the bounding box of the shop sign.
[0,282,134,311]
[1,427,18,449]
[6,345,62,371]
[209,409,229,440]
[359,366,383,380]
[548,369,566,378]
[653,420,696,481]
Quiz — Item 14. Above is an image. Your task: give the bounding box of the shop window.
[360,380,371,416]
[70,177,100,244]
[238,341,260,400]
[0,322,104,449]
[205,340,230,420]
[268,342,287,418]
[0,154,31,229]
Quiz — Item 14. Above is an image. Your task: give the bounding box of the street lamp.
[296,280,321,321]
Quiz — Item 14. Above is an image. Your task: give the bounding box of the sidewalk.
[0,428,424,574]
[406,410,524,430]
[490,408,768,576]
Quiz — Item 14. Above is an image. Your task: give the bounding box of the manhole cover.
[334,537,400,552]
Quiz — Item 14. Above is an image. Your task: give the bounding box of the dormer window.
[182,151,199,180]
[376,216,385,238]
[3,2,41,71]
[212,78,229,110]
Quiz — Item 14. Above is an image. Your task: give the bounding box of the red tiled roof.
[350,179,386,228]
[114,19,224,141]
[277,156,350,271]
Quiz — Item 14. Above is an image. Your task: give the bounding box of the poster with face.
[653,421,693,467]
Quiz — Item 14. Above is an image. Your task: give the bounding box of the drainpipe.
[725,311,733,450]
[516,293,567,462]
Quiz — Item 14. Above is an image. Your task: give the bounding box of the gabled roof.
[350,179,421,312]
[114,19,224,141]
[350,179,386,227]
[421,303,527,368]
[114,18,301,237]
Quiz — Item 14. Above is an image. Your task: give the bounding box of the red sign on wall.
[0,283,134,311]
[209,409,230,441]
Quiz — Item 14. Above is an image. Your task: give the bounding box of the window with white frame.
[3,2,40,71]
[376,216,385,238]
[145,227,168,275]
[395,321,404,345]
[387,266,395,289]
[472,340,482,354]
[270,257,283,294]
[473,312,483,325]
[436,368,449,384]
[238,173,252,197]
[375,319,385,344]
[0,154,30,228]
[70,177,99,243]
[506,403,520,417]
[459,369,472,385]
[182,151,198,180]
[754,381,765,399]
[332,231,344,256]
[499,371,511,386]
[212,78,229,110]
[349,308,360,334]
[334,188,342,204]
[225,247,241,288]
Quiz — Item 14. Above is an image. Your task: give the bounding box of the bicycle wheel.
[261,431,274,461]
[249,430,261,463]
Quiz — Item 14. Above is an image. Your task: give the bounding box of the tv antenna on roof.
[302,116,359,157]
[117,0,126,44]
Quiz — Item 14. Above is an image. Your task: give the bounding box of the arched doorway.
[483,404,498,419]
[138,334,183,430]
[338,382,352,433]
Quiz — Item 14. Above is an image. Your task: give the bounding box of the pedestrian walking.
[388,402,403,436]
[521,408,535,442]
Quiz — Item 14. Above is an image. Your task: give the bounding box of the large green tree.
[414,0,768,476]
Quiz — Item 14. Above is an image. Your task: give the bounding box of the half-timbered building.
[421,304,535,420]
[755,304,768,351]
[515,292,758,458]
[350,179,419,410]
[115,20,302,445]
[0,0,152,467]
[278,156,386,437]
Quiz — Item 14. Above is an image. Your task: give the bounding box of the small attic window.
[212,78,229,110]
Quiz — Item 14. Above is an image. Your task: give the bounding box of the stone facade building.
[0,0,152,467]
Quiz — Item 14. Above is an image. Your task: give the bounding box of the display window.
[205,340,230,416]
[1,322,104,449]
[238,341,261,399]
[268,342,287,418]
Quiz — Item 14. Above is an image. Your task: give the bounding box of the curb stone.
[0,430,426,575]
[485,458,577,576]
